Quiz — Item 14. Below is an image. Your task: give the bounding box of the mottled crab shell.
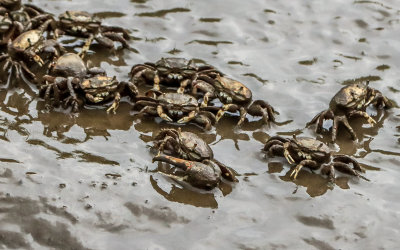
[53,53,87,78]
[180,131,214,159]
[215,75,252,102]
[155,57,196,70]
[292,137,330,155]
[158,93,198,106]
[331,83,368,108]
[59,11,97,23]
[12,30,41,51]
[80,76,116,90]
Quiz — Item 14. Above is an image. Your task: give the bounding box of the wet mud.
[0,0,399,249]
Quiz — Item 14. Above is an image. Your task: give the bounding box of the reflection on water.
[0,0,398,248]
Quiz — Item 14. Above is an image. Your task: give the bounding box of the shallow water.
[0,0,399,249]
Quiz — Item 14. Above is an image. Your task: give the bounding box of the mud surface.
[0,0,399,249]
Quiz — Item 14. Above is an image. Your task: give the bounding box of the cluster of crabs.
[0,0,395,191]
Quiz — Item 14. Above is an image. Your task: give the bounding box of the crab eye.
[182,69,195,75]
[88,23,99,28]
[60,19,73,25]
[157,67,169,73]
[0,24,10,31]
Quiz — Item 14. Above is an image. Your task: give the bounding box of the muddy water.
[0,0,399,249]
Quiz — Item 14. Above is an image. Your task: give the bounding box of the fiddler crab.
[129,57,221,92]
[263,135,369,183]
[133,90,216,130]
[39,52,138,112]
[152,128,237,182]
[307,81,392,141]
[55,11,130,56]
[194,75,278,126]
[0,19,61,82]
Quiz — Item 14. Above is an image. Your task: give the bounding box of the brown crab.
[129,57,221,92]
[153,155,225,190]
[55,11,130,56]
[0,19,60,82]
[0,0,46,14]
[134,91,216,130]
[40,52,137,112]
[263,135,369,183]
[0,0,53,45]
[193,75,278,126]
[153,128,237,182]
[307,81,392,141]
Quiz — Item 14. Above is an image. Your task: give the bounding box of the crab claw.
[157,105,173,122]
[153,155,222,190]
[283,148,295,164]
[290,164,304,179]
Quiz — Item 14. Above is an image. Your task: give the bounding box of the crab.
[263,135,369,183]
[307,81,392,141]
[0,0,46,14]
[0,0,52,44]
[153,155,229,190]
[152,128,237,182]
[0,19,60,82]
[129,57,221,92]
[55,10,130,56]
[40,52,138,112]
[193,75,278,126]
[133,91,216,130]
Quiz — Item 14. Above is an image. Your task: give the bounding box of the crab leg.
[154,135,176,157]
[13,63,21,80]
[332,115,356,142]
[103,32,130,48]
[177,79,190,94]
[348,110,376,125]
[153,155,193,171]
[200,92,214,108]
[290,159,318,179]
[130,65,151,78]
[121,81,139,98]
[247,100,277,124]
[193,113,213,130]
[283,142,295,164]
[31,53,44,67]
[158,172,188,183]
[79,34,94,58]
[177,110,197,124]
[51,83,61,104]
[106,92,121,114]
[237,107,247,126]
[333,155,363,172]
[321,164,336,183]
[307,109,333,133]
[101,26,130,39]
[64,77,80,112]
[331,162,369,181]
[153,74,161,91]
[211,159,238,182]
[137,106,157,116]
[215,104,240,122]
[157,105,173,122]
[263,140,285,156]
[19,61,36,80]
